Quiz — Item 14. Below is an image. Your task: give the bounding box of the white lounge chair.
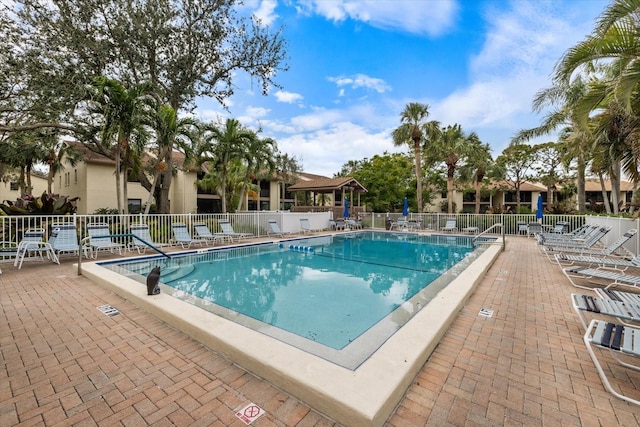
[87,223,124,258]
[300,218,312,234]
[130,224,168,254]
[219,221,253,242]
[267,220,293,238]
[49,222,86,258]
[193,222,225,244]
[545,228,634,259]
[527,222,542,238]
[171,223,206,248]
[442,219,457,233]
[571,293,640,329]
[555,253,640,270]
[562,265,640,290]
[13,228,59,269]
[583,319,640,406]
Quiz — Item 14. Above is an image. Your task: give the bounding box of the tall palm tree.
[199,119,255,213]
[89,76,154,213]
[429,124,480,213]
[459,140,493,214]
[391,102,440,213]
[144,104,199,214]
[236,134,276,212]
[274,153,301,210]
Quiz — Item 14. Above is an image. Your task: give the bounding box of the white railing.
[1,212,638,256]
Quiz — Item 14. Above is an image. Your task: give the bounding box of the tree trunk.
[414,140,423,213]
[577,155,586,214]
[598,173,611,214]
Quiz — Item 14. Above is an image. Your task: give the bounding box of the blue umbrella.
[343,198,349,218]
[402,197,409,217]
[535,194,544,221]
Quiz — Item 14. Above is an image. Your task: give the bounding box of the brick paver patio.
[1,237,639,426]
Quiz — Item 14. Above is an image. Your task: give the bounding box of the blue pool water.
[102,231,483,368]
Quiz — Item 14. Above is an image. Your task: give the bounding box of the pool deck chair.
[527,222,542,238]
[583,319,640,406]
[13,228,59,269]
[571,293,640,330]
[517,221,528,235]
[442,219,457,233]
[345,219,362,230]
[172,223,207,248]
[267,220,293,238]
[538,224,597,244]
[555,253,640,271]
[218,221,253,242]
[193,222,224,245]
[562,266,640,290]
[49,223,86,259]
[544,228,633,260]
[300,218,312,234]
[130,224,168,254]
[87,223,124,258]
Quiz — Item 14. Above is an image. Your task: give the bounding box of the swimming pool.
[101,232,476,368]
[82,230,502,426]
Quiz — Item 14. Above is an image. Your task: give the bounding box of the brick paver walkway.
[1,237,639,426]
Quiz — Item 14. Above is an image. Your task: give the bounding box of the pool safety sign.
[235,403,265,425]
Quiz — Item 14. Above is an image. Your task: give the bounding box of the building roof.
[584,178,635,192]
[288,176,368,193]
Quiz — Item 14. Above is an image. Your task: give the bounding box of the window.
[10,182,18,191]
[128,199,142,214]
[74,169,78,184]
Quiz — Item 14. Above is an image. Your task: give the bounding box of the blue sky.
[195,0,610,176]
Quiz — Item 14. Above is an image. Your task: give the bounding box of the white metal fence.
[1,212,638,255]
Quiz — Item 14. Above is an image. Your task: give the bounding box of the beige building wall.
[170,171,198,214]
[0,174,50,203]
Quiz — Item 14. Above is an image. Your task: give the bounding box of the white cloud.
[278,122,402,175]
[328,74,391,94]
[244,0,279,26]
[296,0,458,36]
[274,90,304,104]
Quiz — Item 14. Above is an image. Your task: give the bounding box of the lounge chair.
[555,253,640,270]
[562,265,640,290]
[544,228,633,259]
[442,219,457,233]
[583,319,640,406]
[219,220,253,242]
[527,222,542,238]
[516,221,528,235]
[571,293,640,329]
[300,218,312,234]
[345,219,361,230]
[49,222,85,258]
[171,223,206,248]
[267,220,293,238]
[538,224,600,244]
[86,223,124,258]
[130,224,168,254]
[596,288,640,306]
[13,228,59,269]
[193,222,225,244]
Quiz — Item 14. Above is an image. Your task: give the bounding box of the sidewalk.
[1,237,639,426]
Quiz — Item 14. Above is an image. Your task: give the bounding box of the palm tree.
[144,104,199,214]
[89,76,154,213]
[236,134,276,211]
[274,153,301,210]
[429,124,480,213]
[199,119,255,213]
[391,102,440,213]
[459,140,493,214]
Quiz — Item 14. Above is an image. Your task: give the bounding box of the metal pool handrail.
[473,223,505,250]
[77,234,171,275]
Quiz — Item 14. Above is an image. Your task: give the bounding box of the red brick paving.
[1,237,639,426]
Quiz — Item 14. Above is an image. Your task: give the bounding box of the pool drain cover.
[479,308,494,318]
[97,305,120,317]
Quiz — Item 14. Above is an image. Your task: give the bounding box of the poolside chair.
[13,228,59,269]
[442,219,457,233]
[219,220,253,242]
[193,222,225,244]
[171,223,206,248]
[267,220,293,238]
[527,222,542,238]
[86,223,124,258]
[571,293,640,330]
[596,288,640,306]
[538,224,599,244]
[583,319,640,406]
[555,253,640,271]
[562,265,640,290]
[516,221,528,235]
[345,219,362,230]
[300,218,312,234]
[544,228,632,259]
[130,224,168,254]
[49,222,85,259]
